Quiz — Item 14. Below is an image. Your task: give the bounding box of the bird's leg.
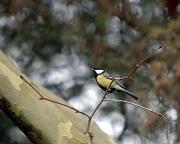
[107,87,112,93]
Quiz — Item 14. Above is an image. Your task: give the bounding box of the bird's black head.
[91,68,105,77]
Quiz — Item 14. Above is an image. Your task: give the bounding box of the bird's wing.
[115,80,126,89]
[103,72,126,89]
[117,86,138,100]
[103,71,138,100]
[103,71,112,79]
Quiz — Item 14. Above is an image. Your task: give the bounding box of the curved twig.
[109,43,166,80]
[20,75,90,119]
[103,98,169,144]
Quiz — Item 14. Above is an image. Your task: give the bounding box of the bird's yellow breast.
[96,75,116,89]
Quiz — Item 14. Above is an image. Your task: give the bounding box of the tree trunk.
[0,50,117,144]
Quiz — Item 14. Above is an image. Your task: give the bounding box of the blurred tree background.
[0,0,180,143]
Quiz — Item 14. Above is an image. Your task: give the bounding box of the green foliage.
[95,11,107,31]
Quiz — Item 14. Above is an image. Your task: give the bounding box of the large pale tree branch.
[0,50,117,144]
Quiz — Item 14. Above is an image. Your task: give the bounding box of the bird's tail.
[116,86,138,100]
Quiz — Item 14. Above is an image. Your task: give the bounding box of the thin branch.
[109,43,166,80]
[39,97,90,118]
[20,75,90,119]
[85,78,115,134]
[103,98,169,144]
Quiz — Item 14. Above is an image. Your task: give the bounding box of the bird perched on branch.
[91,68,138,100]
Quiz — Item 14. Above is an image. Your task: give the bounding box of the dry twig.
[20,76,90,119]
[85,78,114,135]
[109,42,166,80]
[103,98,169,144]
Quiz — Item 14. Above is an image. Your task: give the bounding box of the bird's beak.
[90,69,95,77]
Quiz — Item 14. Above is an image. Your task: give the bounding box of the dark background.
[0,0,180,143]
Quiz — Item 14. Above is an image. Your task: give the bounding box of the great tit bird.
[91,68,138,100]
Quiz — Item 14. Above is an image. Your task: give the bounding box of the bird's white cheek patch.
[0,62,23,91]
[95,69,104,74]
